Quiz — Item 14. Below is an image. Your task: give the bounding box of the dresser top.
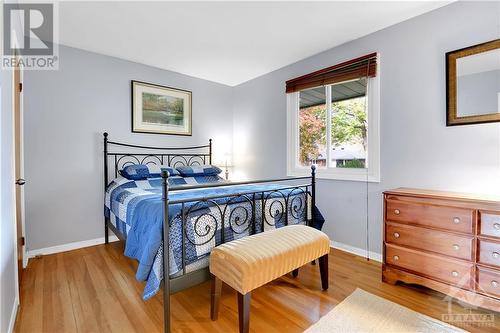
[384,187,500,205]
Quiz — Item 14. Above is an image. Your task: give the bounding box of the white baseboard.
[7,298,19,333]
[330,240,382,262]
[27,235,119,259]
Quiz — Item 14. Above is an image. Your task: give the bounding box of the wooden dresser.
[383,188,500,311]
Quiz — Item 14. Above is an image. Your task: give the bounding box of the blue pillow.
[169,175,225,186]
[176,165,222,177]
[121,164,180,180]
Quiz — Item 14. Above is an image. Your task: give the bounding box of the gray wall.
[23,1,500,258]
[24,45,234,250]
[232,1,500,255]
[458,69,500,116]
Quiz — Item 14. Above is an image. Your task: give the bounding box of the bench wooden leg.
[292,268,299,277]
[210,275,222,320]
[238,292,250,333]
[319,254,329,290]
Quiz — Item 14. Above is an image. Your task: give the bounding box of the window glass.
[330,78,367,169]
[299,86,326,167]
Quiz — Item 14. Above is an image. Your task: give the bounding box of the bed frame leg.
[104,219,109,244]
[161,171,171,333]
[319,254,329,290]
[103,132,109,245]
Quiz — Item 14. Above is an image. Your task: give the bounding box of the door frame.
[12,59,26,296]
[17,66,26,269]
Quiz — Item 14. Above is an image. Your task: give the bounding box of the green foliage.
[337,159,365,168]
[142,92,159,104]
[299,105,325,163]
[170,98,184,113]
[299,96,367,165]
[331,98,367,150]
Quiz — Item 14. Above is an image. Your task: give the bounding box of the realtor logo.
[441,276,495,329]
[2,2,58,69]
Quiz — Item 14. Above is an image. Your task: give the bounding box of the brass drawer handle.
[393,255,399,261]
[451,271,459,277]
[494,223,500,230]
[492,252,500,259]
[453,217,460,224]
[394,209,400,215]
[492,280,499,288]
[452,244,460,251]
[393,232,400,238]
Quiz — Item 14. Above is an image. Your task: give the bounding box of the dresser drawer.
[385,244,473,288]
[385,223,473,261]
[477,267,500,299]
[480,211,500,239]
[386,199,474,234]
[478,239,500,268]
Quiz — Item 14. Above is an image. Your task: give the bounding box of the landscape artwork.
[132,80,192,135]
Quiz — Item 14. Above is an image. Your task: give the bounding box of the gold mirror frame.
[446,39,500,126]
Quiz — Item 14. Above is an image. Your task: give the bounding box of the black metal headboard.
[103,132,212,185]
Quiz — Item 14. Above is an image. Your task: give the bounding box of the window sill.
[287,168,380,183]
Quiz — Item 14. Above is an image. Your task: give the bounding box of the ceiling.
[59,1,451,86]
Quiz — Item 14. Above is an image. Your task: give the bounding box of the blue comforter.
[105,177,308,299]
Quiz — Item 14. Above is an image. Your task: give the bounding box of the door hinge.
[21,236,25,246]
[19,82,23,92]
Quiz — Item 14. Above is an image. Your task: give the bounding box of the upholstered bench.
[209,224,330,333]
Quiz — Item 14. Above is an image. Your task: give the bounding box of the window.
[286,54,380,182]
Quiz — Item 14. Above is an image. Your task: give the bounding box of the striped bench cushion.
[209,225,330,294]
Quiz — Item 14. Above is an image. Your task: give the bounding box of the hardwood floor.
[15,242,500,332]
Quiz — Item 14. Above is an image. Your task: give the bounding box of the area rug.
[304,289,467,333]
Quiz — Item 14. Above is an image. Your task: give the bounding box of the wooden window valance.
[285,53,377,93]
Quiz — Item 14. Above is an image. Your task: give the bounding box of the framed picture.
[131,80,192,136]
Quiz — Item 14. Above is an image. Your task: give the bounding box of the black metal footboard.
[102,132,316,333]
[160,167,316,333]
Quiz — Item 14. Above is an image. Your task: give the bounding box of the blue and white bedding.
[105,175,308,300]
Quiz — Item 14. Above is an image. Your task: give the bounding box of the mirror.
[447,39,500,126]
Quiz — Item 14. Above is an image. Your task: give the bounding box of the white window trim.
[286,63,380,183]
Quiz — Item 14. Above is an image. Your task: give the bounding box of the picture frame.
[131,80,192,135]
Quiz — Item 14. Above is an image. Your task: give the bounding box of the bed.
[102,133,317,333]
